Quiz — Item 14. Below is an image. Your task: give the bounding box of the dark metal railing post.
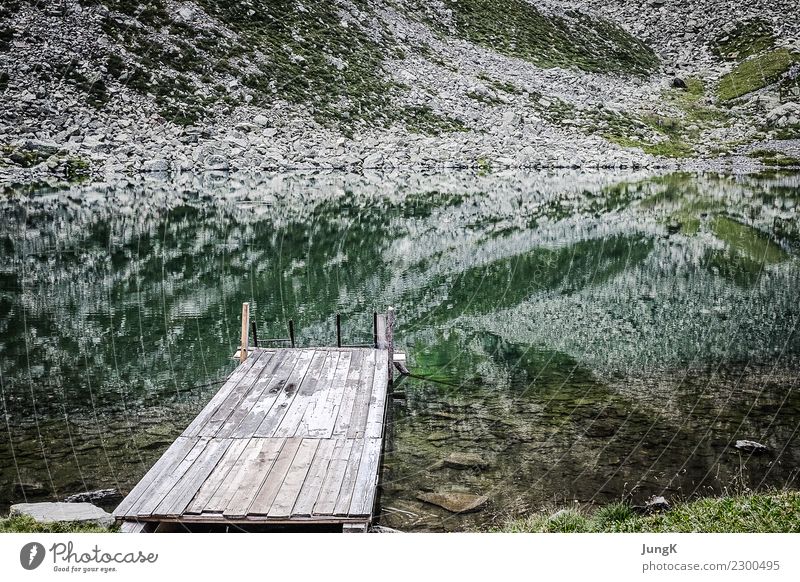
[336,313,342,348]
[373,312,378,348]
[387,307,395,385]
[251,320,258,348]
[288,319,295,348]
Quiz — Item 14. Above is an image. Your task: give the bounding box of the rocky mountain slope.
[0,0,798,184]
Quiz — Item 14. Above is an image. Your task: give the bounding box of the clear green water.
[1,170,799,531]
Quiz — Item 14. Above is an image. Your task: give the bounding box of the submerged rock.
[440,452,490,470]
[10,502,114,527]
[416,491,488,513]
[734,440,770,454]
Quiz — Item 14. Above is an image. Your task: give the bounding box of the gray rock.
[362,152,383,168]
[22,139,61,155]
[142,159,169,172]
[633,495,671,514]
[204,155,229,171]
[63,488,121,504]
[10,502,114,527]
[671,77,688,89]
[734,440,770,454]
[416,491,488,513]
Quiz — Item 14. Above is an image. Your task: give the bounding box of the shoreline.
[2,145,799,192]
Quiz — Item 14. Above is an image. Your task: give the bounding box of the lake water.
[1,170,799,531]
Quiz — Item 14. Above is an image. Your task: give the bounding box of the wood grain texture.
[185,438,249,514]
[267,438,319,517]
[115,344,391,526]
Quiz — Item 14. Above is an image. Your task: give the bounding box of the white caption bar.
[1,533,797,581]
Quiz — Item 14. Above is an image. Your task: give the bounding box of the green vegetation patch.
[711,215,788,265]
[498,491,800,533]
[0,24,13,51]
[718,48,800,101]
[440,0,658,76]
[598,77,733,158]
[0,515,116,533]
[749,149,800,168]
[601,114,696,159]
[48,57,108,107]
[82,0,461,132]
[196,0,399,130]
[476,73,522,95]
[710,18,776,61]
[404,105,467,135]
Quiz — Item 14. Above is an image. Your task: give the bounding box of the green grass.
[749,149,800,168]
[711,215,788,265]
[718,48,800,101]
[438,0,659,76]
[498,491,800,533]
[476,73,522,95]
[710,18,776,61]
[0,515,116,533]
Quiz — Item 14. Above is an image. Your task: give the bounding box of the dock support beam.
[240,302,250,363]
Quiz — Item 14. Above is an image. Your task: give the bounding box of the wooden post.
[386,307,395,385]
[373,312,378,348]
[288,319,295,348]
[336,313,342,348]
[240,302,250,363]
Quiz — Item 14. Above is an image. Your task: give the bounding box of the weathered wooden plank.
[184,438,250,514]
[204,438,268,513]
[253,350,316,438]
[291,439,337,516]
[333,350,373,437]
[271,350,337,438]
[153,438,232,517]
[113,436,196,518]
[199,351,273,437]
[216,350,289,438]
[313,439,354,515]
[132,437,211,518]
[268,438,320,518]
[348,437,383,517]
[248,437,302,515]
[181,354,262,437]
[375,314,387,349]
[365,353,390,439]
[333,438,365,516]
[301,350,352,438]
[230,350,301,438]
[224,438,285,518]
[346,351,377,439]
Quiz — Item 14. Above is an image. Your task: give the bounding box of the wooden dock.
[114,308,399,532]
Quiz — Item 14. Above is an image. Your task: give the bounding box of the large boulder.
[10,502,114,527]
[734,440,770,454]
[416,491,488,513]
[63,488,121,505]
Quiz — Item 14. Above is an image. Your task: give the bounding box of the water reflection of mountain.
[1,170,798,527]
